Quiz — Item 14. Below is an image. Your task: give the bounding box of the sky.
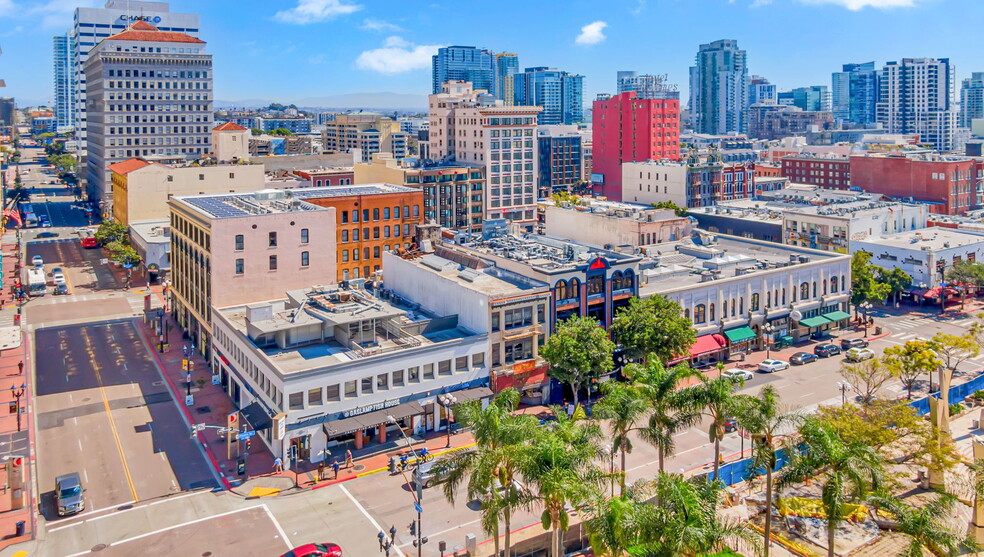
[0,0,981,109]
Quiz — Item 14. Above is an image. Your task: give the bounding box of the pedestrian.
[345,449,353,469]
[318,461,325,481]
[273,456,283,473]
[17,361,23,374]
[1,299,5,310]
[332,460,340,479]
[567,402,575,418]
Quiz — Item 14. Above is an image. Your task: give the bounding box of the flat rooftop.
[546,198,684,223]
[175,184,418,219]
[454,233,642,274]
[638,232,847,294]
[393,248,549,297]
[856,228,984,251]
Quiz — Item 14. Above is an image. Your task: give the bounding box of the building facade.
[783,201,929,254]
[511,67,584,125]
[259,118,313,134]
[617,71,681,100]
[432,46,496,95]
[747,104,833,140]
[83,21,212,204]
[831,62,878,127]
[689,39,748,135]
[747,75,777,106]
[591,90,681,200]
[850,153,980,215]
[321,112,408,161]
[790,86,832,113]
[53,33,74,130]
[537,125,583,196]
[622,156,767,209]
[960,72,984,129]
[781,154,851,188]
[495,53,519,105]
[877,58,958,152]
[853,228,984,296]
[542,198,692,248]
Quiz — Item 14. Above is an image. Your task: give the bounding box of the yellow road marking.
[11,551,29,557]
[82,328,139,503]
[247,487,280,497]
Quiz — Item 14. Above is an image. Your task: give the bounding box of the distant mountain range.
[215,92,428,112]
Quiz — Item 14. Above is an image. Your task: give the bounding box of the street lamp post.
[836,381,852,407]
[860,302,873,337]
[387,415,426,557]
[10,383,25,432]
[763,323,776,359]
[437,393,458,449]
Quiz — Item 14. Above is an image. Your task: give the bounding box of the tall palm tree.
[520,407,608,557]
[735,386,800,557]
[776,418,884,557]
[689,373,741,481]
[433,388,537,557]
[867,493,975,557]
[632,361,701,473]
[593,380,649,496]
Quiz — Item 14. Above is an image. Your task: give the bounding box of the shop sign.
[343,399,399,418]
[513,360,536,374]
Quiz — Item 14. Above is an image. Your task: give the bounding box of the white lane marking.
[63,505,268,557]
[402,517,483,547]
[261,503,294,550]
[340,484,406,557]
[47,499,138,532]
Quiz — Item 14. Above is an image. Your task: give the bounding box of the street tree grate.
[196,406,211,414]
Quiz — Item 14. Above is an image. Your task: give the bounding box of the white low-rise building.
[783,199,928,254]
[211,284,490,467]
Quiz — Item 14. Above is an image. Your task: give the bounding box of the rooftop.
[451,232,642,274]
[214,122,247,132]
[855,228,984,251]
[105,21,205,44]
[389,248,549,298]
[175,184,418,219]
[544,197,685,223]
[128,219,170,244]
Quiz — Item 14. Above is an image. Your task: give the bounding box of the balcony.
[501,324,542,341]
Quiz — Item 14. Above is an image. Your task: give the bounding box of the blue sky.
[0,0,979,108]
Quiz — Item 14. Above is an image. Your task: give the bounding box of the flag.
[3,209,21,226]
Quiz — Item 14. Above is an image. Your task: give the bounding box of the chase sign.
[119,15,163,24]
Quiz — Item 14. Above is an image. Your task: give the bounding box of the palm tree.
[585,489,652,556]
[776,418,884,557]
[735,386,800,557]
[867,493,975,557]
[520,407,608,557]
[689,373,741,481]
[592,380,649,496]
[632,360,701,473]
[433,388,537,557]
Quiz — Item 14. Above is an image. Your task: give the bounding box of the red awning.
[923,287,959,299]
[690,334,726,357]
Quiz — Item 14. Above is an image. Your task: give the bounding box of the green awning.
[724,326,757,343]
[800,316,832,328]
[822,311,851,322]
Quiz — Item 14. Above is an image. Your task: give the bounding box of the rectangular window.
[301,228,309,243]
[269,255,277,270]
[423,363,435,380]
[439,360,452,376]
[307,387,323,406]
[325,384,340,402]
[235,258,244,274]
[455,356,468,372]
[352,210,359,223]
[341,211,348,224]
[377,373,389,390]
[361,377,373,394]
[491,312,500,331]
[392,370,405,387]
[301,251,309,266]
[472,353,485,368]
[234,234,243,251]
[344,380,357,398]
[342,230,349,242]
[288,392,304,410]
[342,250,349,262]
[269,232,277,247]
[492,343,500,365]
[383,207,390,219]
[408,366,420,383]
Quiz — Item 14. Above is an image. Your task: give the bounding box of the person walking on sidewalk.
[318,461,325,482]
[332,460,340,479]
[345,449,353,469]
[17,361,23,374]
[273,457,283,473]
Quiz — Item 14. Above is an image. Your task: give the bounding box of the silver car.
[56,472,85,516]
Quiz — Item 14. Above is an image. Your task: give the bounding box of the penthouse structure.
[541,197,692,248]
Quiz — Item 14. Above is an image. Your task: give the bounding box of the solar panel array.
[184,196,251,218]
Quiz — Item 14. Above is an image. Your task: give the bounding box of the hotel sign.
[342,399,399,418]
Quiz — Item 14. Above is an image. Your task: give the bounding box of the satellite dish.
[790,310,803,322]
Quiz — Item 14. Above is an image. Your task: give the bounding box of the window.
[301,251,309,266]
[377,373,389,390]
[289,392,304,410]
[373,208,380,220]
[831,276,839,293]
[504,339,533,364]
[342,230,349,242]
[555,280,568,300]
[438,360,452,376]
[361,377,373,394]
[269,232,277,247]
[301,228,309,243]
[234,234,243,251]
[813,282,818,298]
[537,304,545,324]
[456,356,469,372]
[587,274,604,295]
[408,366,420,383]
[373,227,380,239]
[709,303,716,321]
[423,363,435,380]
[472,353,485,368]
[342,250,349,262]
[392,370,405,387]
[269,255,277,270]
[341,211,348,224]
[344,380,357,398]
[800,282,809,300]
[308,387,323,406]
[325,385,340,402]
[235,259,244,274]
[504,307,533,329]
[352,210,358,223]
[362,209,369,221]
[750,293,760,312]
[695,304,706,324]
[384,207,390,219]
[492,343,501,365]
[492,312,500,331]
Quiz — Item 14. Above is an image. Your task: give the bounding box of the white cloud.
[798,0,921,9]
[356,36,443,74]
[575,21,607,46]
[360,17,402,32]
[274,0,361,25]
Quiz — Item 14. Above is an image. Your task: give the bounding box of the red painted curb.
[310,474,358,490]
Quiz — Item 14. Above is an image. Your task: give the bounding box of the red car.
[281,543,342,557]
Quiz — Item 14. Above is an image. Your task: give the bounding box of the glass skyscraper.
[689,39,749,135]
[511,67,584,125]
[53,33,74,130]
[431,46,496,95]
[831,62,878,126]
[495,53,519,105]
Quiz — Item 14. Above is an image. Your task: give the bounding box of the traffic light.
[409,521,416,536]
[237,458,246,476]
[245,439,251,452]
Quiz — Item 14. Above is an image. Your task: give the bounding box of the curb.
[310,442,478,490]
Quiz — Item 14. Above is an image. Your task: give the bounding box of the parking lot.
[34,322,218,521]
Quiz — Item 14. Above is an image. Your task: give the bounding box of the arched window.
[694,304,706,324]
[731,299,736,317]
[569,278,581,298]
[684,308,691,320]
[587,274,604,295]
[823,280,828,295]
[831,276,839,293]
[812,281,818,298]
[751,293,760,311]
[623,269,634,290]
[555,280,568,300]
[739,297,744,314]
[800,282,810,300]
[781,289,786,305]
[766,292,771,308]
[709,303,716,322]
[611,271,623,290]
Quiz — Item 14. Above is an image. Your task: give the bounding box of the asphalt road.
[34,321,218,521]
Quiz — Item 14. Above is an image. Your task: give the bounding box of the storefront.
[493,362,550,404]
[821,309,851,330]
[669,334,726,368]
[723,326,756,356]
[797,315,832,339]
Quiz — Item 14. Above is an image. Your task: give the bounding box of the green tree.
[610,295,696,366]
[592,381,649,496]
[520,409,607,557]
[876,266,913,305]
[648,200,689,217]
[267,128,294,136]
[776,418,884,557]
[883,340,942,399]
[689,374,741,482]
[850,251,891,309]
[945,260,984,308]
[633,361,701,473]
[866,493,975,557]
[94,220,128,246]
[838,357,897,407]
[929,331,979,377]
[106,241,140,266]
[250,128,264,136]
[736,386,799,557]
[432,389,536,557]
[540,315,614,409]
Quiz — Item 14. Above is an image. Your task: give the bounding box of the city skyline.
[1,0,981,110]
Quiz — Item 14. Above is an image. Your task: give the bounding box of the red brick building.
[592,91,680,200]
[292,167,355,187]
[781,155,851,189]
[849,154,980,215]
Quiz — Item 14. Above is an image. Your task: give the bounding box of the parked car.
[845,347,876,362]
[721,368,754,382]
[280,543,342,557]
[36,232,59,238]
[724,416,739,433]
[53,283,69,296]
[789,352,818,365]
[52,267,66,284]
[39,216,51,228]
[56,472,85,516]
[758,359,790,373]
[31,255,43,268]
[814,343,841,358]
[840,338,869,350]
